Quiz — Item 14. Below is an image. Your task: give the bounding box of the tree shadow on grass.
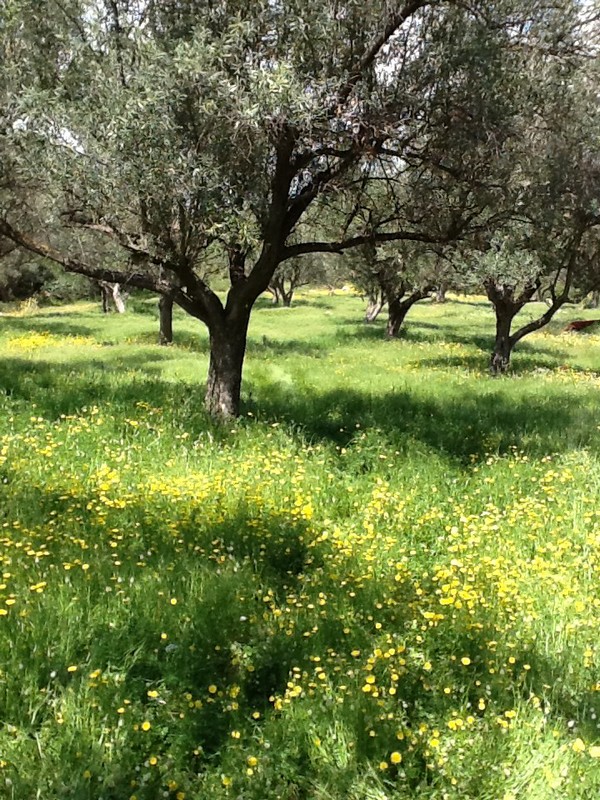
[0,312,101,339]
[3,474,598,797]
[250,381,597,461]
[0,483,324,775]
[102,328,326,357]
[408,349,571,376]
[336,319,574,367]
[1,349,596,462]
[248,336,326,358]
[335,317,494,347]
[0,354,180,417]
[0,331,327,414]
[128,329,210,351]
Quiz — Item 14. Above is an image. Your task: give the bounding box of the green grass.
[0,293,599,799]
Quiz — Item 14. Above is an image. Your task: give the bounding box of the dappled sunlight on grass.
[1,296,600,798]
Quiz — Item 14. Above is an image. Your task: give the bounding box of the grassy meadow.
[1,292,600,799]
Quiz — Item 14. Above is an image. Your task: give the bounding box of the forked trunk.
[491,308,515,374]
[159,295,174,345]
[386,288,431,337]
[364,293,385,323]
[269,278,294,306]
[386,297,414,337]
[205,320,249,419]
[100,281,127,313]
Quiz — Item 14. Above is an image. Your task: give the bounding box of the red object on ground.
[563,319,599,332]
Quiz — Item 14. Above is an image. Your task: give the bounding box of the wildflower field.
[1,294,600,800]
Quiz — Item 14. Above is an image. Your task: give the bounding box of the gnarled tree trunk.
[112,283,126,313]
[364,290,385,323]
[99,281,127,313]
[205,317,250,419]
[159,294,174,345]
[487,276,575,374]
[485,279,538,375]
[491,306,516,373]
[386,298,412,337]
[269,274,295,307]
[100,282,111,313]
[269,286,281,305]
[386,288,431,338]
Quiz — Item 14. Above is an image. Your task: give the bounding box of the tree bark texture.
[100,281,126,313]
[434,285,447,304]
[159,295,174,345]
[385,289,431,337]
[269,275,295,307]
[100,282,111,313]
[364,292,385,323]
[112,283,126,313]
[386,299,412,337]
[491,307,516,374]
[205,319,249,419]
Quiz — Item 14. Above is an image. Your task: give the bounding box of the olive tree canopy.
[1,0,598,414]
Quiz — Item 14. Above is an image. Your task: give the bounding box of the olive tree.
[1,0,596,415]
[346,241,443,334]
[478,53,600,372]
[268,255,325,307]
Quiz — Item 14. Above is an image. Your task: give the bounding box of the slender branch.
[62,212,225,325]
[50,0,103,62]
[331,0,431,115]
[63,217,167,266]
[394,285,434,307]
[510,234,583,345]
[0,218,222,325]
[0,217,173,291]
[281,226,463,261]
[514,278,540,307]
[107,0,128,87]
[284,151,359,237]
[225,127,297,311]
[510,292,568,345]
